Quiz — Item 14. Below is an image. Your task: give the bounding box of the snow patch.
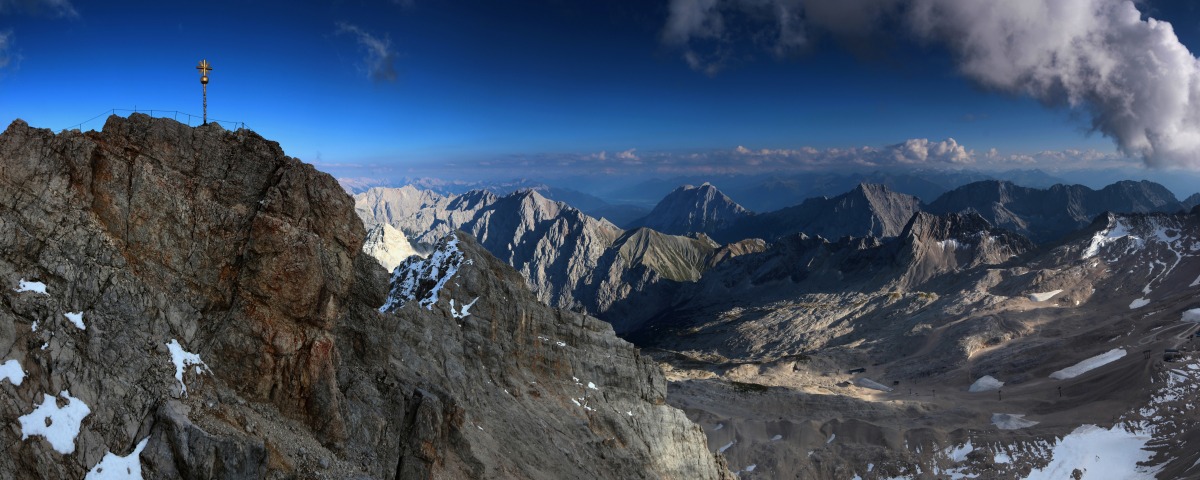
[770,434,782,441]
[945,440,974,462]
[718,440,735,454]
[938,239,967,251]
[86,437,149,480]
[15,279,48,295]
[743,464,756,472]
[1083,219,1142,259]
[64,312,85,330]
[18,390,91,454]
[380,235,463,312]
[1130,298,1151,309]
[1183,308,1200,323]
[166,339,209,397]
[1,359,26,385]
[854,377,894,392]
[1024,424,1158,479]
[991,413,1039,430]
[1050,348,1127,380]
[1028,290,1062,302]
[968,375,1004,393]
[450,297,478,319]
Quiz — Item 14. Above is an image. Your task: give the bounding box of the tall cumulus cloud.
[663,0,1200,169]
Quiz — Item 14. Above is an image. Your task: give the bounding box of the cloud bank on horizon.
[325,139,1127,185]
[663,0,1200,170]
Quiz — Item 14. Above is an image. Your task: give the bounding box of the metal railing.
[68,108,248,132]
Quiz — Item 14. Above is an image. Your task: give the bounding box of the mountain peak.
[629,182,751,235]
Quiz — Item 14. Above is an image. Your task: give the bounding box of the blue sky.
[3,0,1200,187]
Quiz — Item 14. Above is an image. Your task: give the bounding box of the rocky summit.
[627,183,751,235]
[0,114,728,479]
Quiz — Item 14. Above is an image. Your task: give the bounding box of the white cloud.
[662,0,1200,170]
[616,148,639,161]
[890,138,973,165]
[336,22,398,83]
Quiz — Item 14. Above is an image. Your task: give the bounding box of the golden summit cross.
[196,59,212,125]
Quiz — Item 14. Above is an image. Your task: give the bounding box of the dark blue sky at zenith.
[3,0,1200,194]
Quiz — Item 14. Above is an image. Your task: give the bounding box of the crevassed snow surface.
[18,390,91,454]
[450,297,478,319]
[15,279,48,295]
[1,359,25,385]
[167,339,209,397]
[1130,298,1150,309]
[64,312,85,330]
[379,235,463,312]
[86,437,149,480]
[1050,348,1126,380]
[968,375,1004,393]
[1183,308,1200,323]
[1028,290,1063,302]
[1024,424,1158,480]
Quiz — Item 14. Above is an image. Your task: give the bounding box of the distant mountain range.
[355,177,1187,333]
[1184,192,1200,210]
[354,187,754,330]
[926,180,1184,243]
[715,183,922,243]
[602,169,1068,211]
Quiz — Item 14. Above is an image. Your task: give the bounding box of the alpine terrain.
[0,114,729,479]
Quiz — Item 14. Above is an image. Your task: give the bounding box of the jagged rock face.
[362,222,419,272]
[368,233,731,479]
[355,185,495,249]
[718,183,922,243]
[0,115,728,479]
[356,187,733,329]
[629,183,750,235]
[926,180,1183,243]
[890,211,1035,288]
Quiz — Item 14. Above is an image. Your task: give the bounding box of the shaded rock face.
[0,115,728,479]
[1183,192,1200,210]
[926,180,1183,243]
[625,212,1035,360]
[370,233,731,479]
[890,211,1036,288]
[719,183,922,243]
[628,183,751,235]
